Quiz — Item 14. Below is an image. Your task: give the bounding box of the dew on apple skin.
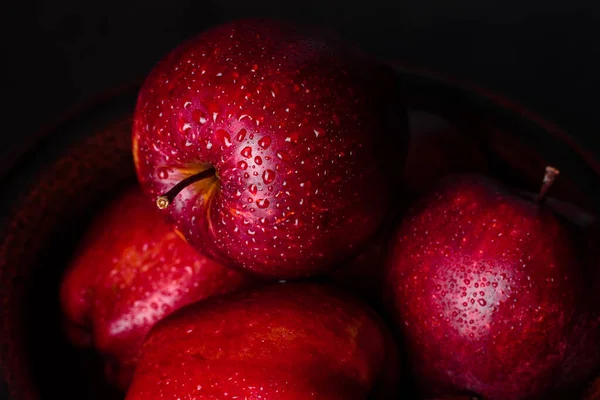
[478,299,487,306]
[178,119,192,134]
[215,129,232,147]
[258,136,272,149]
[249,184,258,195]
[276,150,289,161]
[156,167,169,179]
[244,172,250,179]
[241,146,252,158]
[192,109,207,124]
[254,156,263,165]
[237,161,248,170]
[313,127,325,137]
[237,128,247,142]
[262,169,276,184]
[256,198,270,209]
[285,132,300,144]
[253,171,259,176]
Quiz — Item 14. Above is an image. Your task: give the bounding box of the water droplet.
[470,299,475,304]
[237,128,247,142]
[276,151,289,161]
[313,127,325,137]
[192,109,207,124]
[479,291,485,296]
[478,299,487,306]
[492,282,498,288]
[263,169,276,184]
[284,132,300,144]
[254,156,262,165]
[464,279,471,285]
[237,161,248,170]
[258,136,272,149]
[247,197,253,203]
[253,171,259,176]
[178,118,192,133]
[249,184,258,195]
[469,333,475,338]
[243,172,250,179]
[256,198,270,209]
[435,284,442,291]
[474,283,479,288]
[462,302,468,307]
[215,129,232,147]
[240,146,252,158]
[206,101,220,123]
[156,167,169,179]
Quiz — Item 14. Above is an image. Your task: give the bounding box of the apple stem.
[156,167,216,209]
[536,166,560,203]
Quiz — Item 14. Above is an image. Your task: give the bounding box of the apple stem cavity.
[536,166,560,203]
[156,167,217,209]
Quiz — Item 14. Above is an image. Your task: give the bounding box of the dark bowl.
[0,66,599,400]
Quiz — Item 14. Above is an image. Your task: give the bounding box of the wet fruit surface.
[133,18,408,278]
[385,174,600,400]
[126,283,399,400]
[60,187,253,389]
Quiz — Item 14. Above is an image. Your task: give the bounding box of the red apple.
[385,169,600,400]
[60,186,254,389]
[132,18,408,279]
[402,109,487,195]
[126,283,399,400]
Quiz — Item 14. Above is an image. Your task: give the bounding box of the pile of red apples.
[60,19,600,400]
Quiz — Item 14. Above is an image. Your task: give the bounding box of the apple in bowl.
[132,18,409,279]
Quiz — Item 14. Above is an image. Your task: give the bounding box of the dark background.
[1,0,599,169]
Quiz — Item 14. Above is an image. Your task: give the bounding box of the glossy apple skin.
[385,174,600,400]
[125,283,399,400]
[133,18,407,279]
[60,186,253,389]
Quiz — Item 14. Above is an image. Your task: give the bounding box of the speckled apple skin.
[132,18,407,279]
[385,174,600,400]
[60,186,253,389]
[125,283,399,400]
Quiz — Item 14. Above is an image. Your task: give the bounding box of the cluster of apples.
[60,18,600,400]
